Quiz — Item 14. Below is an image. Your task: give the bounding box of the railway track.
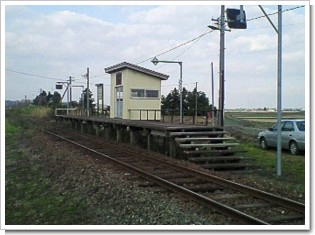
[30,120,305,225]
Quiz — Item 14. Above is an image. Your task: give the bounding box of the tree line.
[32,87,216,116]
[32,88,95,111]
[33,90,62,108]
[161,87,217,116]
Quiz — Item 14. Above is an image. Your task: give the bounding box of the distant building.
[105,62,169,120]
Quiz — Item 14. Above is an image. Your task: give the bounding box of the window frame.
[116,72,122,86]
[130,88,159,99]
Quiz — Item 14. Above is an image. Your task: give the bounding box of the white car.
[257,119,305,155]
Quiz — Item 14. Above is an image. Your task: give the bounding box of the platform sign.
[96,84,104,115]
[97,84,103,100]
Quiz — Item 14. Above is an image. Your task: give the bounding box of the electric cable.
[246,5,305,22]
[136,29,213,65]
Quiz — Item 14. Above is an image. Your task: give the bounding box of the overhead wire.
[246,5,305,22]
[155,28,212,70]
[136,29,213,65]
[5,68,98,86]
[162,82,196,88]
[5,68,67,82]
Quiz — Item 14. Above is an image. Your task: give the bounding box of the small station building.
[105,62,169,120]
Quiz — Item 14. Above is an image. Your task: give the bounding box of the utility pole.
[259,5,282,176]
[219,5,225,128]
[87,67,90,116]
[276,6,282,176]
[211,62,215,126]
[195,82,198,119]
[69,76,74,107]
[208,5,226,128]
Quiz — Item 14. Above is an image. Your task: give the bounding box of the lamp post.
[151,56,183,124]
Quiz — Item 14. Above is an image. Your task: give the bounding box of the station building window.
[131,89,159,98]
[146,90,159,97]
[116,72,122,85]
[131,89,145,97]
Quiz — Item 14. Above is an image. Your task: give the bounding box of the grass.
[5,111,227,225]
[6,106,53,120]
[5,120,21,138]
[224,112,305,196]
[4,108,306,224]
[5,118,86,225]
[241,144,305,180]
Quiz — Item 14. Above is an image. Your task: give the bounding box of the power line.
[162,82,196,88]
[5,68,67,81]
[5,68,97,86]
[137,29,213,65]
[90,74,107,78]
[155,29,211,70]
[247,22,304,30]
[172,29,210,61]
[247,5,305,22]
[89,70,108,78]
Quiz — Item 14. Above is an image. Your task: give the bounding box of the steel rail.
[43,121,305,215]
[57,127,305,215]
[146,155,305,214]
[40,127,269,225]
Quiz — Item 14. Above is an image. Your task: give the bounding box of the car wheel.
[289,141,299,155]
[260,137,268,150]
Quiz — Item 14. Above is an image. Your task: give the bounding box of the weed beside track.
[5,117,229,225]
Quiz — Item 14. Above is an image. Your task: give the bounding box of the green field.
[225,111,305,129]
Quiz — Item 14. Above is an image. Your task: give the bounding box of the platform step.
[183,149,243,155]
[188,156,253,162]
[201,162,254,170]
[175,137,236,143]
[179,143,239,148]
[169,131,226,136]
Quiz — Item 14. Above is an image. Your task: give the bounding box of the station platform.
[56,115,223,133]
[55,115,237,159]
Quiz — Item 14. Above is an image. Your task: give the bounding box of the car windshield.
[296,121,305,131]
[270,122,284,131]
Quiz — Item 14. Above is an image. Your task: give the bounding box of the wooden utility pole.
[86,67,90,116]
[195,82,198,119]
[69,76,74,107]
[211,62,215,126]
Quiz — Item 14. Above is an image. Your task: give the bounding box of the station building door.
[115,86,123,118]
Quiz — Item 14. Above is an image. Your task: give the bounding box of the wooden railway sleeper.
[35,122,303,225]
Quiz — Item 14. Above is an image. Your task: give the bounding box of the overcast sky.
[3,1,308,109]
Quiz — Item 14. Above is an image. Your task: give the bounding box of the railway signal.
[226,7,247,29]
